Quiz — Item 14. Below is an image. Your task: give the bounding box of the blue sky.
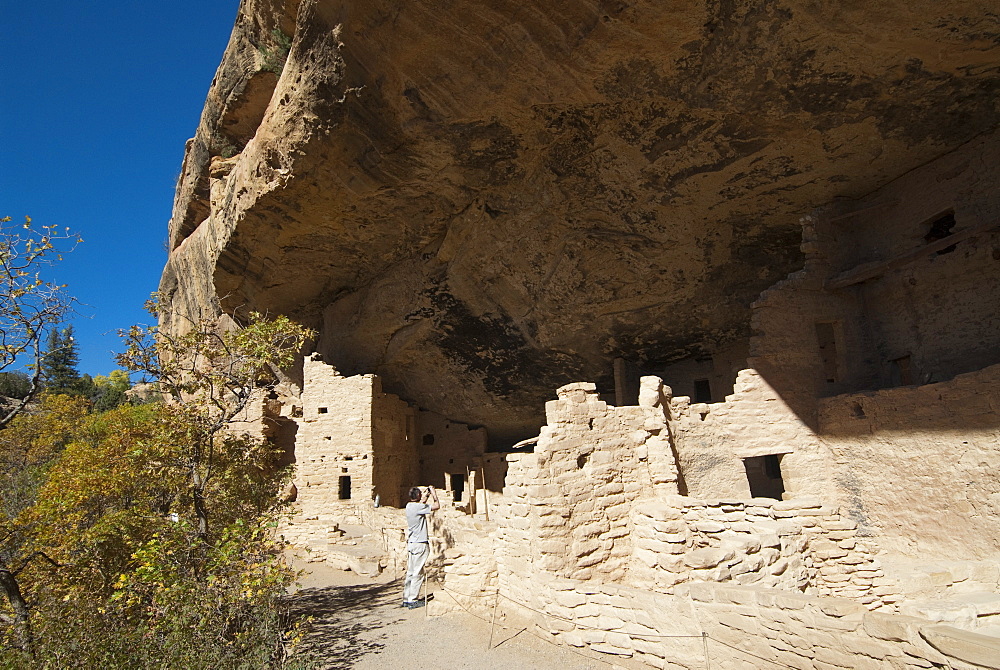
[3,1,241,376]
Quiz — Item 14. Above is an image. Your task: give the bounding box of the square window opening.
[743,454,785,500]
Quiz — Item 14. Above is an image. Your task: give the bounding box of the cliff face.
[162,0,1000,443]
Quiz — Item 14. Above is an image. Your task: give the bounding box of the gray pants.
[403,542,429,603]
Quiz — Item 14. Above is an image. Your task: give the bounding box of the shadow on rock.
[288,580,404,669]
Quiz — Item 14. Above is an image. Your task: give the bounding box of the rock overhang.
[161,0,1000,445]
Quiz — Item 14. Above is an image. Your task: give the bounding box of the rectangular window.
[338,476,351,500]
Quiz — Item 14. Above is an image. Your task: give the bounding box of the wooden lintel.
[827,199,900,224]
[825,219,999,290]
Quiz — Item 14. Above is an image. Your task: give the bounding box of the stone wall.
[656,339,751,405]
[370,386,417,508]
[671,362,1000,562]
[296,355,378,518]
[671,369,836,501]
[749,130,1000,421]
[493,379,678,583]
[292,354,491,513]
[459,380,898,608]
[415,409,487,505]
[479,577,1000,670]
[627,497,892,608]
[431,391,998,667]
[825,132,1000,390]
[817,363,1000,559]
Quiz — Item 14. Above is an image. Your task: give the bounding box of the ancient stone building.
[163,0,1000,666]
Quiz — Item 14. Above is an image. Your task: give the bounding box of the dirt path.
[289,563,623,670]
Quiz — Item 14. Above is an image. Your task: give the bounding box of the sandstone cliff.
[162,0,1000,443]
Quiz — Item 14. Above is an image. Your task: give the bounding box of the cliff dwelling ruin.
[162,0,1000,667]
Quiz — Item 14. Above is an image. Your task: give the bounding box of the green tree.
[117,295,314,539]
[89,369,131,411]
[1,299,316,666]
[0,371,32,399]
[41,325,81,395]
[4,403,308,667]
[0,395,90,657]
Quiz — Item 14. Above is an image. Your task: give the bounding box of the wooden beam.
[825,219,1000,290]
[827,199,900,224]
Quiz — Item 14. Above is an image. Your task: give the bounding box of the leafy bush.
[1,307,317,668]
[260,27,293,75]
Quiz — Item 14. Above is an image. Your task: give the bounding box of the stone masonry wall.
[628,496,892,609]
[415,409,487,502]
[509,578,1000,670]
[437,462,993,670]
[295,355,376,520]
[825,131,1000,390]
[292,355,492,514]
[371,382,417,508]
[671,369,837,501]
[672,363,1000,561]
[493,379,678,584]
[817,362,1000,559]
[657,339,750,405]
[481,379,895,603]
[747,131,1000,423]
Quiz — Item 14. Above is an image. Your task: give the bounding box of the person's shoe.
[406,600,426,609]
[401,601,414,608]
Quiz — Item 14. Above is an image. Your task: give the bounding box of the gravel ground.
[288,562,627,670]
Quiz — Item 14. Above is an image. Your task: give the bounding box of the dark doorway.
[449,473,466,503]
[693,378,713,403]
[743,454,785,500]
[890,355,914,386]
[338,476,352,500]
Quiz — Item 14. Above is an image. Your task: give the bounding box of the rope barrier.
[410,510,790,668]
[702,634,789,668]
[433,584,798,669]
[438,585,705,639]
[435,586,620,668]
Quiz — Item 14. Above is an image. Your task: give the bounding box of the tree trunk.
[0,567,34,658]
[192,468,209,540]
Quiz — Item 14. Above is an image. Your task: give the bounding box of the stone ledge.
[920,624,1000,669]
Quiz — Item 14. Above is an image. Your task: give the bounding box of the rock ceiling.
[162,0,1000,444]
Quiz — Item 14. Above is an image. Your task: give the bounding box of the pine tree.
[41,326,82,395]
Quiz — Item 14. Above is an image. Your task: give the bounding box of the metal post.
[487,591,501,650]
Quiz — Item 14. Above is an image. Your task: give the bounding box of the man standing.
[403,485,439,608]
